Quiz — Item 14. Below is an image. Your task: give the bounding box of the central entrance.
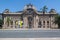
[28,17,33,28]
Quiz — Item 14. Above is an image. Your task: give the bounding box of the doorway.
[28,17,33,28]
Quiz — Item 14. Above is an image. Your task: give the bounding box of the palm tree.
[54,14,60,29]
[41,5,48,14]
[40,6,48,28]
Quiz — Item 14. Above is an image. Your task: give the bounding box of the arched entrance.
[38,21,42,28]
[28,17,33,28]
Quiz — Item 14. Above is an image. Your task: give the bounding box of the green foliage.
[6,17,11,26]
[41,5,48,14]
[54,14,60,28]
[0,19,3,28]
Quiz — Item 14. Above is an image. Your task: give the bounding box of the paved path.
[0,29,60,38]
[0,38,60,40]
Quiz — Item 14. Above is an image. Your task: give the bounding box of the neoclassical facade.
[2,4,58,29]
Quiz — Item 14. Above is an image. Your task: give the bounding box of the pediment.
[23,8,37,15]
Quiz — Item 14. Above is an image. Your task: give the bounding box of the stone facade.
[2,4,58,29]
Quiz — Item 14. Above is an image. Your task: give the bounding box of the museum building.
[2,4,58,29]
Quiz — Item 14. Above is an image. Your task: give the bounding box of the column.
[41,21,43,28]
[23,17,26,28]
[34,17,36,28]
[23,17,28,28]
[13,20,15,28]
[49,17,51,28]
[45,21,47,28]
[35,16,39,28]
[50,16,53,28]
[3,17,7,28]
[8,21,10,28]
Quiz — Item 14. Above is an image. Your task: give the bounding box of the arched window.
[43,21,45,25]
[47,21,49,25]
[43,21,45,28]
[28,17,33,22]
[47,21,49,28]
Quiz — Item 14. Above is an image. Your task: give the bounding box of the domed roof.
[49,9,56,13]
[3,9,10,13]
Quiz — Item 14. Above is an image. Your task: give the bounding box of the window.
[47,21,49,28]
[38,21,41,28]
[47,21,49,25]
[43,21,45,25]
[43,26,45,28]
[27,8,33,14]
[43,21,45,28]
[28,17,33,21]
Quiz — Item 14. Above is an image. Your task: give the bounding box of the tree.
[39,6,48,28]
[0,19,3,28]
[41,5,48,14]
[6,17,11,26]
[54,14,60,29]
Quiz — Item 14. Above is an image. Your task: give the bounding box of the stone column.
[13,20,15,28]
[23,17,26,28]
[50,16,54,28]
[41,21,43,28]
[3,17,7,28]
[45,21,47,28]
[9,21,11,28]
[34,16,36,28]
[35,16,39,28]
[23,17,28,28]
[49,18,50,28]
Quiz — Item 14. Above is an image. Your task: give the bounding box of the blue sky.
[0,0,60,13]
